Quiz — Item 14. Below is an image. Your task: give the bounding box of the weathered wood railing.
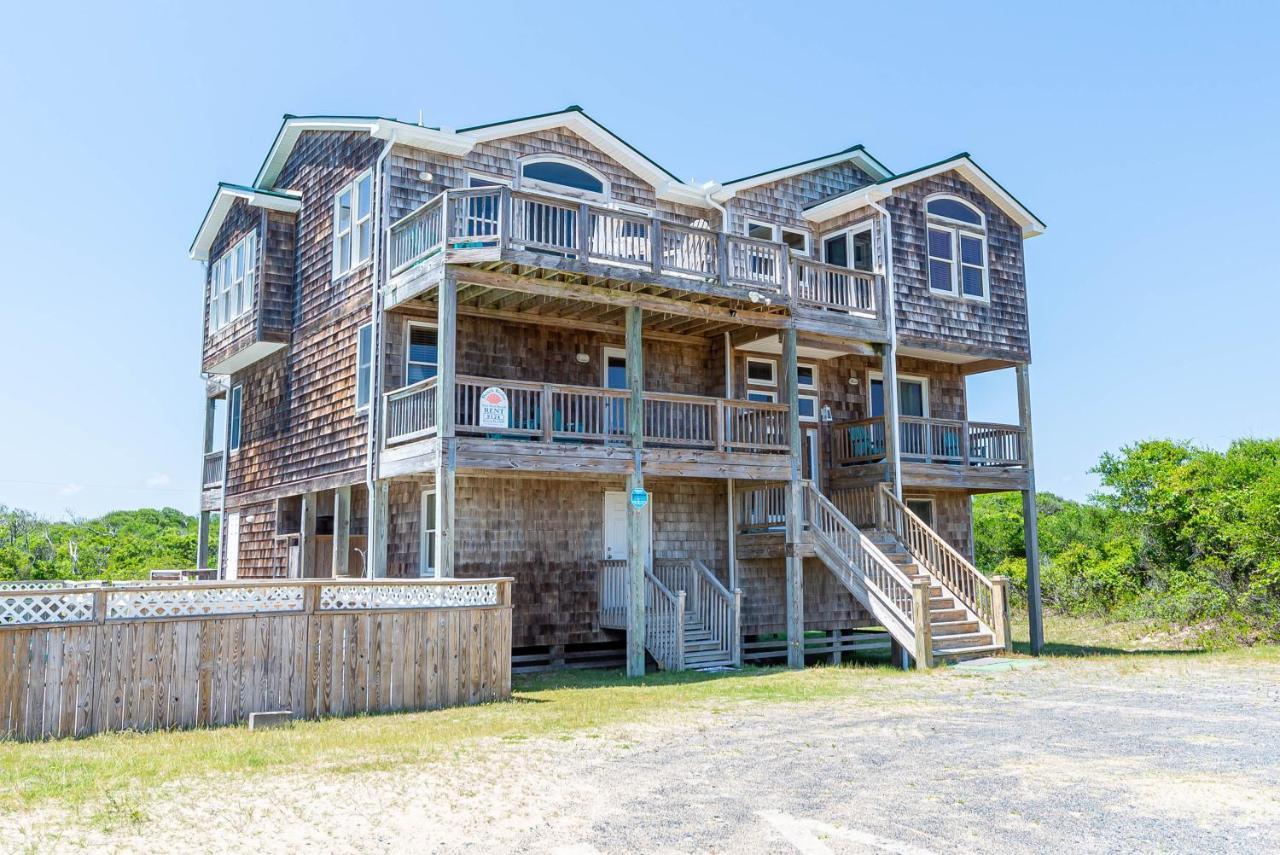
[831,417,1026,467]
[380,375,790,453]
[597,562,685,671]
[829,485,880,530]
[202,451,224,488]
[876,483,995,628]
[653,559,741,667]
[387,187,885,318]
[598,559,629,630]
[792,257,878,315]
[736,484,788,533]
[803,483,917,649]
[383,376,439,445]
[0,577,513,741]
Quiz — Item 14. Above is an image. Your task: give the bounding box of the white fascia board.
[190,186,302,261]
[371,120,474,156]
[801,186,891,223]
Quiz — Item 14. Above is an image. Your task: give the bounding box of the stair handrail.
[690,559,740,666]
[804,482,917,638]
[876,483,995,627]
[644,570,685,671]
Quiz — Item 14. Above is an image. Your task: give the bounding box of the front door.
[603,347,628,440]
[603,491,651,563]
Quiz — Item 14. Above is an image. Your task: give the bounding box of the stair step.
[928,585,943,598]
[928,607,968,622]
[932,644,1007,663]
[929,620,979,637]
[929,597,956,611]
[932,632,994,652]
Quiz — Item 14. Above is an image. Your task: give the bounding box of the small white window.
[747,390,776,403]
[208,232,255,332]
[419,489,437,578]
[797,363,818,391]
[746,220,774,241]
[406,323,439,385]
[228,384,243,451]
[355,323,373,411]
[746,357,777,387]
[518,158,608,201]
[467,173,510,188]
[781,227,809,256]
[333,171,373,278]
[798,395,818,422]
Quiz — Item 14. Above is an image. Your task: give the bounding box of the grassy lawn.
[3,613,1275,824]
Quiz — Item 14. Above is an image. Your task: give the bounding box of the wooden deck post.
[436,268,459,578]
[299,491,317,578]
[332,485,351,577]
[1016,362,1043,655]
[911,578,933,670]
[196,510,211,570]
[371,481,389,577]
[625,305,647,677]
[881,342,903,500]
[782,327,805,670]
[990,575,1013,652]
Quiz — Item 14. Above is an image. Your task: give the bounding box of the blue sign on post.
[629,487,649,510]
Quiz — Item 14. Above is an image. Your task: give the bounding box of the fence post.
[911,578,933,670]
[990,575,1013,652]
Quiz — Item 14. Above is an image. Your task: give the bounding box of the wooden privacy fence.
[0,577,513,741]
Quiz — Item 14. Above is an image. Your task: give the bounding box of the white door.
[603,491,651,562]
[224,511,240,580]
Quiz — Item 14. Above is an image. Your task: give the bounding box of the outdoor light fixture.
[820,405,833,423]
[419,171,434,182]
[848,376,859,386]
[576,353,590,364]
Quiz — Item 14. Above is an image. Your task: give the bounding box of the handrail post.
[499,186,512,251]
[650,217,662,274]
[541,384,554,442]
[911,578,933,669]
[990,575,1012,652]
[676,590,687,671]
[733,588,743,667]
[717,231,729,289]
[713,399,725,452]
[577,202,591,258]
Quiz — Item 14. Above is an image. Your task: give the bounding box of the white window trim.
[924,194,989,302]
[516,156,610,203]
[744,220,810,257]
[405,320,439,387]
[745,356,778,389]
[601,345,627,388]
[355,322,373,413]
[904,495,936,524]
[868,371,930,419]
[797,362,818,391]
[821,220,875,272]
[228,384,243,452]
[780,226,810,257]
[798,394,819,422]
[332,170,373,280]
[467,172,511,188]
[747,390,777,403]
[419,488,437,578]
[208,232,256,333]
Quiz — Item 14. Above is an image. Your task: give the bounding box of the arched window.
[518,157,608,200]
[924,194,988,301]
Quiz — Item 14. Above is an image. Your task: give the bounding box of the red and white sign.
[478,386,510,429]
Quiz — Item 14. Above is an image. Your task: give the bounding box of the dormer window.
[518,158,608,201]
[209,232,255,332]
[925,195,988,301]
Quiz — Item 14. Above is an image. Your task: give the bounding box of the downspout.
[365,135,396,576]
[868,198,903,499]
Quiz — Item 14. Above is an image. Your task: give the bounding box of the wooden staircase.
[803,482,1011,668]
[599,559,741,672]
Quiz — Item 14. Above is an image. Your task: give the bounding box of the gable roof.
[802,153,1046,237]
[712,145,893,200]
[189,182,302,261]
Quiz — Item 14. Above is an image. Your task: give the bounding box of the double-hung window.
[333,171,373,277]
[925,196,988,300]
[228,384,243,451]
[208,232,255,332]
[355,323,373,411]
[407,323,439,384]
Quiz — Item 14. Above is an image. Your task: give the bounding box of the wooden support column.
[196,511,211,570]
[299,491,317,579]
[332,485,351,577]
[882,342,903,499]
[370,481,389,578]
[726,479,737,591]
[435,269,459,578]
[625,306,647,677]
[1016,362,1043,655]
[782,327,805,670]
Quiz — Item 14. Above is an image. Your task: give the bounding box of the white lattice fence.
[105,586,306,619]
[0,591,97,626]
[320,583,499,611]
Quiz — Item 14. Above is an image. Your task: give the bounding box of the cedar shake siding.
[725,161,878,237]
[886,171,1031,361]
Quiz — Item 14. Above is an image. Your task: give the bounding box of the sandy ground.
[14,654,1280,854]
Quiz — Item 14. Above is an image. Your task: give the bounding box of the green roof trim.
[216,181,298,200]
[722,145,892,187]
[458,106,683,183]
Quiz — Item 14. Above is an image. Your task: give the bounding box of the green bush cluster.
[975,438,1280,639]
[0,507,214,582]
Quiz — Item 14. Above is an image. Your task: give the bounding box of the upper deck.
[383,186,889,344]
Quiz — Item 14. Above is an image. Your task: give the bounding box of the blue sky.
[1,0,1277,518]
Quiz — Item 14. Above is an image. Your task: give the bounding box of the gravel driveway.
[18,653,1280,853]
